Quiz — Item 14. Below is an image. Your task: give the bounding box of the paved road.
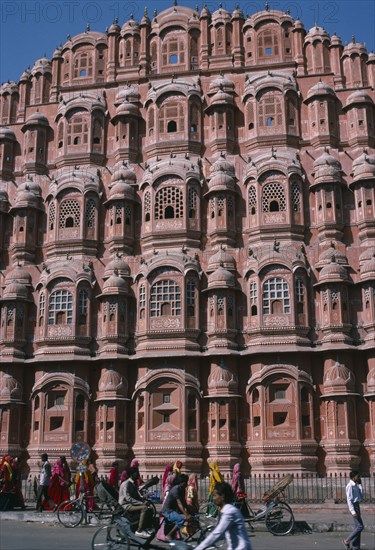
[1,521,375,550]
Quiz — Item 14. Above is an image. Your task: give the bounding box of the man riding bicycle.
[118,467,153,538]
[161,473,192,541]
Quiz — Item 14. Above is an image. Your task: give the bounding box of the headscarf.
[162,464,173,496]
[186,473,199,511]
[52,458,64,478]
[120,470,127,483]
[130,459,139,468]
[231,463,242,493]
[173,460,182,474]
[1,455,13,481]
[208,461,223,495]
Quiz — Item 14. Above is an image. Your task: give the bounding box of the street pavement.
[1,521,375,550]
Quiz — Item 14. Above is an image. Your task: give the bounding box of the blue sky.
[0,0,374,84]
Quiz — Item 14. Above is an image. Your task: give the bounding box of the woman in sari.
[75,460,95,511]
[186,473,199,514]
[207,461,224,517]
[0,455,13,493]
[231,463,245,497]
[161,463,173,501]
[49,456,71,508]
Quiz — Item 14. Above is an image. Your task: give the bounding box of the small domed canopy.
[0,187,10,212]
[344,90,374,109]
[151,5,199,33]
[0,127,16,142]
[57,92,106,118]
[342,39,367,58]
[211,5,232,25]
[145,77,201,106]
[317,243,348,267]
[243,71,298,101]
[52,46,63,59]
[360,254,375,282]
[48,166,101,199]
[305,81,336,102]
[330,34,342,47]
[62,30,107,51]
[97,369,128,401]
[0,81,19,95]
[208,74,235,95]
[351,153,375,183]
[0,374,23,404]
[13,179,42,209]
[31,56,52,75]
[121,15,140,34]
[207,155,236,192]
[112,86,141,119]
[141,156,201,188]
[311,151,342,186]
[100,273,129,296]
[104,256,130,279]
[304,25,330,45]
[317,257,349,284]
[200,5,211,19]
[107,180,136,202]
[21,112,50,131]
[359,246,375,263]
[207,89,234,108]
[207,247,236,273]
[2,266,32,301]
[208,360,239,396]
[207,266,236,289]
[231,6,244,20]
[19,69,31,82]
[365,367,375,397]
[245,149,302,183]
[140,8,151,26]
[323,362,356,396]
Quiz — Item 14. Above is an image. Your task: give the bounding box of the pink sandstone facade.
[0,3,375,477]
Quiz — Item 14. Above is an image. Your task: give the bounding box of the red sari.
[48,459,71,507]
[0,455,13,493]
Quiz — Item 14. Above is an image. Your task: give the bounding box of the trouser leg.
[347,505,364,550]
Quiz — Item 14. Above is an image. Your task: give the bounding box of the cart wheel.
[92,524,131,550]
[265,501,294,536]
[57,499,83,528]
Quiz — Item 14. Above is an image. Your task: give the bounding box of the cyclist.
[119,467,153,538]
[161,473,191,541]
[194,482,252,550]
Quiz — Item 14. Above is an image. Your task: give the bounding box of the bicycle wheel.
[265,501,294,536]
[57,499,84,528]
[92,525,130,550]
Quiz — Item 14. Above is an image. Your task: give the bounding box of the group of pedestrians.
[0,454,25,509]
[35,453,71,512]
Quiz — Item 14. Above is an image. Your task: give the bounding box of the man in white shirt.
[194,482,252,550]
[343,470,364,550]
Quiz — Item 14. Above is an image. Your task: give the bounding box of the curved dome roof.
[102,273,128,294]
[208,74,235,95]
[207,248,236,272]
[366,367,375,395]
[345,90,373,108]
[23,112,50,128]
[0,127,16,141]
[211,5,231,25]
[330,34,342,47]
[3,265,32,300]
[15,180,42,208]
[0,374,23,403]
[360,254,375,281]
[351,153,375,183]
[304,25,330,43]
[104,257,130,279]
[152,5,199,31]
[31,56,52,74]
[306,81,336,101]
[342,39,367,57]
[359,246,375,263]
[318,244,348,266]
[0,187,9,212]
[208,362,238,395]
[5,265,32,285]
[323,362,355,394]
[108,179,136,201]
[111,163,137,184]
[319,258,348,283]
[312,151,342,185]
[207,266,236,289]
[121,15,140,34]
[97,369,128,400]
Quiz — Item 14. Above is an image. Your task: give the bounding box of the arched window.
[78,289,88,324]
[258,91,283,128]
[144,191,151,222]
[139,284,146,319]
[263,277,290,314]
[48,290,73,324]
[150,280,181,317]
[59,199,81,229]
[188,187,198,219]
[190,104,200,135]
[186,279,196,316]
[159,102,184,134]
[258,28,279,59]
[39,293,45,326]
[162,37,185,66]
[73,52,93,78]
[250,281,258,316]
[48,202,56,230]
[148,107,155,136]
[295,278,304,314]
[262,182,286,212]
[57,121,64,149]
[85,198,96,228]
[155,187,183,220]
[67,111,89,146]
[248,185,257,215]
[92,118,103,147]
[291,182,301,212]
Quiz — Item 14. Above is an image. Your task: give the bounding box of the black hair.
[41,453,48,462]
[214,482,234,504]
[350,470,360,480]
[127,467,139,478]
[112,461,119,467]
[174,473,189,486]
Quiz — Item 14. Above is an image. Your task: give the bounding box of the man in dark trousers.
[118,467,153,538]
[36,453,55,512]
[343,470,364,550]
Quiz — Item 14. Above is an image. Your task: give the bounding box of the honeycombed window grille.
[291,182,301,212]
[67,114,89,146]
[217,293,225,315]
[262,182,286,212]
[16,305,24,321]
[295,278,304,302]
[161,38,185,66]
[188,187,198,218]
[209,295,215,315]
[258,29,279,58]
[39,293,45,317]
[155,187,183,220]
[263,277,290,314]
[331,288,339,308]
[364,287,371,303]
[144,191,151,221]
[187,279,196,315]
[49,202,56,230]
[7,304,15,323]
[110,203,122,225]
[125,205,131,225]
[322,289,329,310]
[150,280,181,317]
[227,294,234,315]
[109,298,117,320]
[59,200,81,228]
[258,91,282,127]
[217,195,225,214]
[85,198,96,228]
[209,197,215,218]
[48,290,73,324]
[228,195,234,210]
[248,186,257,214]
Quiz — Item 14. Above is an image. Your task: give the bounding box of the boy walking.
[343,470,364,550]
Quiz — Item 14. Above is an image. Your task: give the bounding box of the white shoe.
[135,530,150,538]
